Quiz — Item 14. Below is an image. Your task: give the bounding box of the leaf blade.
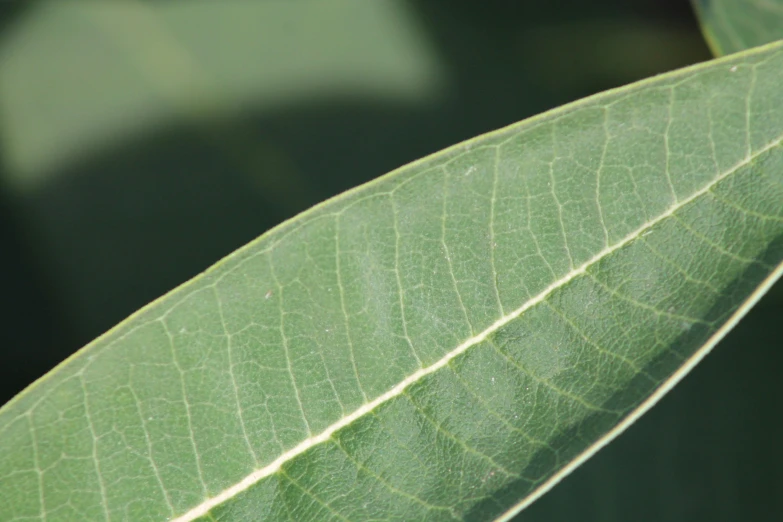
[2,41,783,522]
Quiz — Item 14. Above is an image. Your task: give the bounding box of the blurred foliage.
[0,1,779,520]
[693,0,783,56]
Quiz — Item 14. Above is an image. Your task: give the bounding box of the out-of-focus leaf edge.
[692,0,728,57]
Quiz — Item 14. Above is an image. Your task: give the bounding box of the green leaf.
[694,0,783,55]
[2,39,783,522]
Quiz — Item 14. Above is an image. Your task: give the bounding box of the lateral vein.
[172,137,781,522]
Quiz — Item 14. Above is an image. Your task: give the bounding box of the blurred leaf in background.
[694,0,783,55]
[1,1,780,521]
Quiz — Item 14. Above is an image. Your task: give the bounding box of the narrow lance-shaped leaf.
[694,0,783,55]
[2,41,783,522]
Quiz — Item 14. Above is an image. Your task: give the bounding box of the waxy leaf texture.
[2,40,783,522]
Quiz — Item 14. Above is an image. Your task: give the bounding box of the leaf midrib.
[171,129,783,522]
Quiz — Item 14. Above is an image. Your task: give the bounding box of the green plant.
[1,1,781,521]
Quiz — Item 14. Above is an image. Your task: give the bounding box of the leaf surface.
[694,0,783,55]
[2,41,783,522]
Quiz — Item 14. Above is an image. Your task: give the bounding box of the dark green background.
[0,1,779,520]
